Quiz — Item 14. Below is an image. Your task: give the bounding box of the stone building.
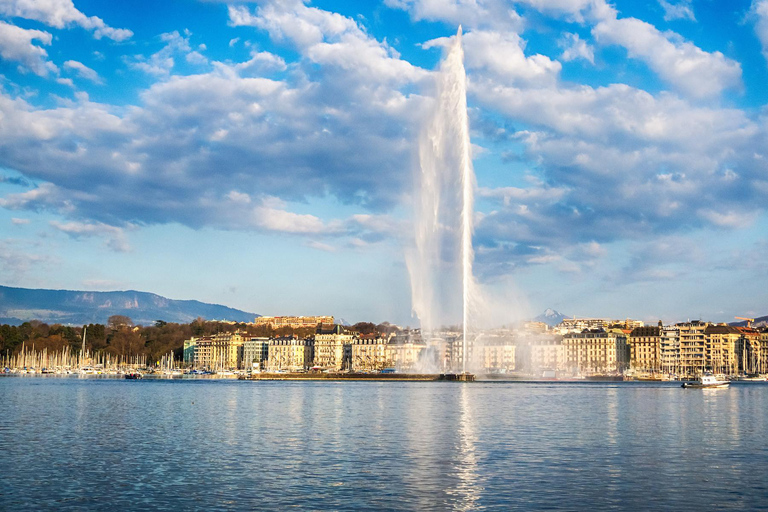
[192,332,245,370]
[388,330,426,372]
[562,330,629,375]
[481,342,516,373]
[351,333,391,371]
[629,324,662,374]
[267,335,313,371]
[704,325,741,375]
[314,325,354,371]
[253,316,334,329]
[737,327,761,374]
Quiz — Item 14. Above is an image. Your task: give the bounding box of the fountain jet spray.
[408,26,477,373]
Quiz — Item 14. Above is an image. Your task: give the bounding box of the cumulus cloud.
[558,32,594,64]
[0,21,55,76]
[593,16,741,98]
[63,59,102,83]
[439,30,561,86]
[659,0,695,22]
[129,30,200,75]
[0,0,132,41]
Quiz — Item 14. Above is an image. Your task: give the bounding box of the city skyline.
[1,0,768,327]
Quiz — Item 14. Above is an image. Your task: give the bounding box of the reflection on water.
[450,384,480,511]
[2,378,768,510]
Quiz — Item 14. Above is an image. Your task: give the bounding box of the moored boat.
[682,373,729,389]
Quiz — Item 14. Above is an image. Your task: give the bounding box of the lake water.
[2,377,768,510]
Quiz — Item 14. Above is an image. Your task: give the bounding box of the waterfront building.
[267,335,313,371]
[481,342,516,373]
[314,324,354,370]
[192,332,245,370]
[677,321,709,378]
[562,330,629,375]
[242,337,269,370]
[388,330,426,371]
[253,316,334,329]
[351,333,391,371]
[704,325,740,375]
[629,324,662,375]
[760,330,768,374]
[736,327,761,374]
[183,338,196,365]
[661,325,680,376]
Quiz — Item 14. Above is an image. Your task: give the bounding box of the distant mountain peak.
[534,308,568,327]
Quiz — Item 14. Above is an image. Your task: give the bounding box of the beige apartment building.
[704,325,740,375]
[387,335,426,372]
[192,332,245,370]
[629,324,662,374]
[481,342,516,373]
[562,330,629,374]
[351,334,391,371]
[314,325,354,370]
[267,335,313,371]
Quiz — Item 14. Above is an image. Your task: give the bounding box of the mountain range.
[0,285,258,326]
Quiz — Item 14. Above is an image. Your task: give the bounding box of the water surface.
[2,378,767,510]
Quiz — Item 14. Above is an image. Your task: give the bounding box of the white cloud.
[0,21,56,76]
[0,0,132,41]
[659,0,695,22]
[384,0,524,31]
[10,217,29,225]
[559,32,594,64]
[50,220,131,252]
[593,16,741,98]
[454,30,561,86]
[753,0,768,62]
[63,59,102,83]
[130,30,201,76]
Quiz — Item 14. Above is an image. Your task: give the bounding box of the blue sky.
[1,0,767,326]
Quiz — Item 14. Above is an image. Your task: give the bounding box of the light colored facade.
[704,325,740,375]
[351,334,391,371]
[387,337,426,372]
[661,325,680,375]
[737,327,761,374]
[192,332,245,370]
[481,343,516,373]
[242,337,269,370]
[678,321,708,378]
[314,325,354,370]
[253,316,334,329]
[267,336,313,371]
[562,330,629,374]
[629,325,662,374]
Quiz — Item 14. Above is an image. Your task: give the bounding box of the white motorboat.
[682,373,729,389]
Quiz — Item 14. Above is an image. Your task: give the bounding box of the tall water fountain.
[408,27,478,373]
